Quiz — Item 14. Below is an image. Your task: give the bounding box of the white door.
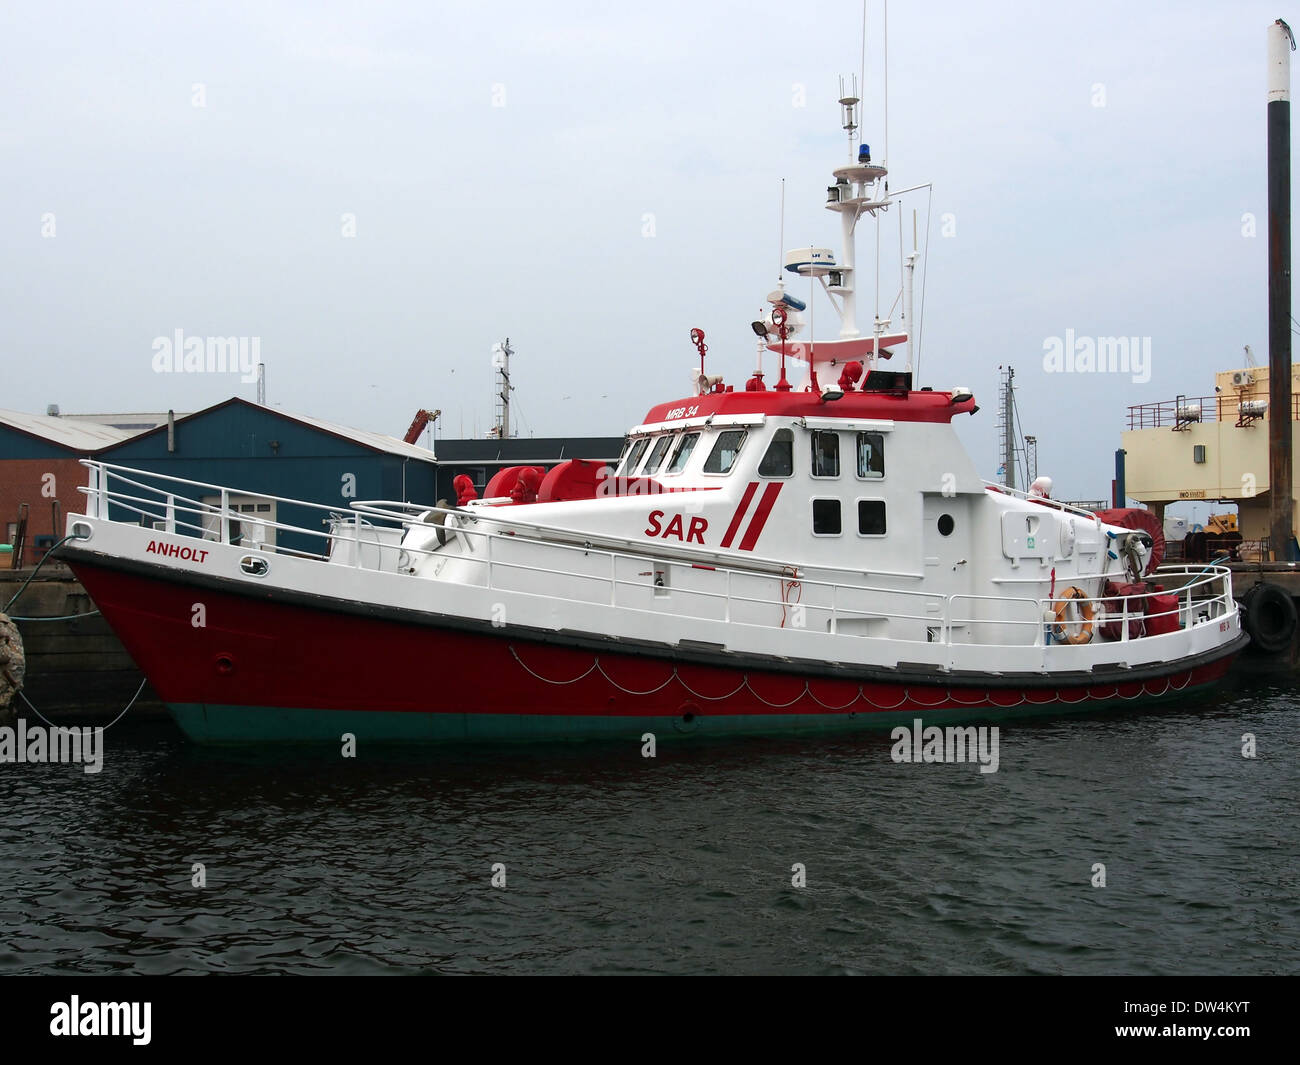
[200,494,277,551]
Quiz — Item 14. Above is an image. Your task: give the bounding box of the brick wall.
[0,458,91,548]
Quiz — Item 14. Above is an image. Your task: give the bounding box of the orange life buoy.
[1052,586,1095,645]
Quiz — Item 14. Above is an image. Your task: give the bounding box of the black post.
[1268,19,1294,560]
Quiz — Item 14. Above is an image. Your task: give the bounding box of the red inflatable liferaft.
[537,459,605,503]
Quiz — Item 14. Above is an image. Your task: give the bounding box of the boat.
[58,68,1247,744]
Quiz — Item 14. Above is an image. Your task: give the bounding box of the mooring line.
[16,677,148,733]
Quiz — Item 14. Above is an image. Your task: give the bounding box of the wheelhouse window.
[703,430,747,474]
[858,499,887,536]
[666,432,700,473]
[758,428,793,477]
[811,430,840,478]
[812,498,842,535]
[642,434,674,473]
[856,432,885,479]
[622,438,650,475]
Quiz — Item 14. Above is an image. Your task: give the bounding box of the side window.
[667,432,700,473]
[643,435,674,473]
[858,499,887,535]
[622,438,649,475]
[703,430,747,474]
[811,430,840,478]
[758,428,793,477]
[812,498,842,535]
[856,432,885,479]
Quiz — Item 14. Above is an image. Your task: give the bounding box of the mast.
[1268,19,1294,560]
[759,5,909,389]
[998,366,1017,491]
[492,338,514,439]
[836,76,862,343]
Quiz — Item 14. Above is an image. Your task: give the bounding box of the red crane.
[404,408,441,444]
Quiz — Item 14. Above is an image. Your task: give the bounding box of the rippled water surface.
[2,679,1297,975]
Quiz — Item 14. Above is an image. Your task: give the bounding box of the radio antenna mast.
[491,338,514,439]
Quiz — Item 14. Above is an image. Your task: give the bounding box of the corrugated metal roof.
[60,412,188,432]
[0,409,139,451]
[269,408,438,462]
[85,399,442,462]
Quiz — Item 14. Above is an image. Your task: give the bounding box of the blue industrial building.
[5,396,625,560]
[95,398,439,556]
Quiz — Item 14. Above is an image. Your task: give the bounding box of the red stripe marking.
[720,482,759,548]
[738,483,783,551]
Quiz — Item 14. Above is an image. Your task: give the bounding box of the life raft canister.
[1052,586,1096,645]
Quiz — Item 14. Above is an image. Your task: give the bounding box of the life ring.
[1053,586,1095,645]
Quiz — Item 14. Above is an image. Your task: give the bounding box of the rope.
[778,566,802,628]
[506,644,1196,713]
[507,646,599,685]
[741,681,811,709]
[804,683,866,711]
[7,610,101,622]
[2,533,77,613]
[672,676,749,702]
[17,677,148,733]
[594,660,677,697]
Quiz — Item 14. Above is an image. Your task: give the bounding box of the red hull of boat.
[63,558,1242,743]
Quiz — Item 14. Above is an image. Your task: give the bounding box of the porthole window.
[858,500,887,536]
[938,513,955,536]
[812,498,842,535]
[704,430,747,474]
[811,430,840,478]
[758,428,794,477]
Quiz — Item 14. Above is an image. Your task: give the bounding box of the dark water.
[1,680,1296,975]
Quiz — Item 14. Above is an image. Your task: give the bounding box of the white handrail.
[73,460,1236,651]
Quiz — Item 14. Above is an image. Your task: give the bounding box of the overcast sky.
[1,0,1295,504]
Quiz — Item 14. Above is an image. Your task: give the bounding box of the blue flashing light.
[858,143,871,163]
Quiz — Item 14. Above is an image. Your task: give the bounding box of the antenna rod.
[859,0,867,122]
[778,179,785,280]
[883,0,889,166]
[904,208,918,373]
